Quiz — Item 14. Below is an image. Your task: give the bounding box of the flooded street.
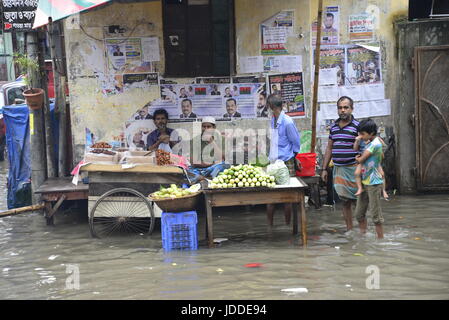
[0,160,448,300]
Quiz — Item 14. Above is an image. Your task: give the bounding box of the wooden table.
[35,177,89,225]
[202,177,309,248]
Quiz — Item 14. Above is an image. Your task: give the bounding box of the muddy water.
[1,163,448,299]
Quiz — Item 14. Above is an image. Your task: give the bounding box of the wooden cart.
[80,164,186,237]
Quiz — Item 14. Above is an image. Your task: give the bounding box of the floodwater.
[1,160,449,300]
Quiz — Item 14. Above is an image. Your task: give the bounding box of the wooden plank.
[209,190,301,207]
[89,182,161,197]
[80,164,183,174]
[88,172,186,185]
[300,192,307,246]
[35,177,88,194]
[41,191,88,201]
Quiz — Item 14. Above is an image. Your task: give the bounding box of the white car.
[0,80,26,108]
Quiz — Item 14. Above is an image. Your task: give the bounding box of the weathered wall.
[65,0,408,169]
[395,19,449,194]
[64,1,164,164]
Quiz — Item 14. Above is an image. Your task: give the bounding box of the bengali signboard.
[1,0,38,31]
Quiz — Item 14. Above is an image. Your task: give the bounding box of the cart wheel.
[89,188,155,238]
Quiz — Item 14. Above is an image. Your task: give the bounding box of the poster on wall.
[349,14,375,41]
[1,0,38,32]
[312,6,339,46]
[346,45,381,84]
[260,10,294,55]
[314,46,346,86]
[268,72,305,118]
[105,38,152,75]
[263,55,302,73]
[150,83,262,120]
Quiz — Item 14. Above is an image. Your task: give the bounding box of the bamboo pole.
[310,0,324,154]
[0,203,45,218]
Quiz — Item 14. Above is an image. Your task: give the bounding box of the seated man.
[187,117,230,184]
[147,108,179,153]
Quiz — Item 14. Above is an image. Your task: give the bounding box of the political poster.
[346,45,381,84]
[268,72,305,118]
[312,6,339,46]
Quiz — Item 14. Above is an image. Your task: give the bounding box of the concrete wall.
[64,1,164,163]
[64,0,408,168]
[395,19,449,194]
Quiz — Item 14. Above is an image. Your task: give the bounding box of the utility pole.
[48,19,68,177]
[38,30,57,178]
[311,0,324,154]
[26,32,47,204]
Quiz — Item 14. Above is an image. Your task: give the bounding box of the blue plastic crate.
[161,211,198,251]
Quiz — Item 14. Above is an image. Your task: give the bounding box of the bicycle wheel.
[89,188,155,238]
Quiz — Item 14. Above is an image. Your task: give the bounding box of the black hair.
[358,119,378,135]
[337,96,354,109]
[226,98,237,105]
[260,91,267,98]
[153,108,169,119]
[182,99,192,106]
[326,13,334,18]
[267,93,283,109]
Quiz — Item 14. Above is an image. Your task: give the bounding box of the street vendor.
[320,96,359,232]
[147,108,180,153]
[187,117,230,184]
[266,94,301,227]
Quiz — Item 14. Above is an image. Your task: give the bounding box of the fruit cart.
[80,163,187,238]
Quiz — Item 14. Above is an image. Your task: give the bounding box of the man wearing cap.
[186,117,229,183]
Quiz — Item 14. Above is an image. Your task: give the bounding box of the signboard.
[1,0,38,31]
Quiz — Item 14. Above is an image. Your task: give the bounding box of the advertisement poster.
[315,46,346,86]
[349,14,375,41]
[312,6,339,46]
[121,73,159,91]
[105,38,152,75]
[263,55,302,73]
[1,0,38,31]
[346,45,381,84]
[151,83,262,120]
[268,72,305,118]
[260,10,294,55]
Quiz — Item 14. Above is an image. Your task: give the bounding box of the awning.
[33,0,112,29]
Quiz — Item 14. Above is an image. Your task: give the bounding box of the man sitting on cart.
[187,117,230,184]
[147,108,180,152]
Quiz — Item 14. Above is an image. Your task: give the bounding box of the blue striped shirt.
[329,117,359,166]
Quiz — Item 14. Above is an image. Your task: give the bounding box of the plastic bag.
[267,160,290,185]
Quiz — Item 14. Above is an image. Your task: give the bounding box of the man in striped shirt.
[321,96,359,231]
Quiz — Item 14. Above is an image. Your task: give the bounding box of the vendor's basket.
[148,191,202,213]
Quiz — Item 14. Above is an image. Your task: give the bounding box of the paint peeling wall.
[64,1,164,164]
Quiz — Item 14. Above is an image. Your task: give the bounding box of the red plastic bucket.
[295,153,316,177]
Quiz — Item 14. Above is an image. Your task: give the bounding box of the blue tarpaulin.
[1,103,58,209]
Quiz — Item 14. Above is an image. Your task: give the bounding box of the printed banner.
[149,83,262,120]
